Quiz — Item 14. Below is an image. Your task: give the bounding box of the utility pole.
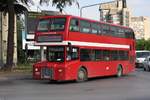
[80,3,101,17]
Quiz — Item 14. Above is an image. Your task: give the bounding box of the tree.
[136,39,150,50]
[40,0,79,12]
[0,0,30,71]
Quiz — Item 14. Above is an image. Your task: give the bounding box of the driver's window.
[67,47,79,61]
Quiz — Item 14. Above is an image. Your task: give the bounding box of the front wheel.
[76,68,87,82]
[117,66,123,77]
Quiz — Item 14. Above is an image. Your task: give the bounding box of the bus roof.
[38,14,133,30]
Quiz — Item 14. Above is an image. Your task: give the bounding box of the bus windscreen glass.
[37,18,66,32]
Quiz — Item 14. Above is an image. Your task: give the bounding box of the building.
[99,0,131,26]
[130,16,150,40]
[0,12,17,67]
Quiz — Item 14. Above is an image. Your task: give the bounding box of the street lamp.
[80,3,101,17]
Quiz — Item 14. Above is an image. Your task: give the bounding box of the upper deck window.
[102,24,110,35]
[37,19,49,32]
[70,18,79,32]
[50,18,66,31]
[37,18,66,32]
[80,20,91,33]
[91,23,100,34]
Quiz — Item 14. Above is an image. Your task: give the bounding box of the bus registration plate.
[41,68,52,79]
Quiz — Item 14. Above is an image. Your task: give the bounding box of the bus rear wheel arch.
[116,65,123,77]
[76,67,88,82]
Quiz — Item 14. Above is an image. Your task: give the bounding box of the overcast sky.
[30,0,150,21]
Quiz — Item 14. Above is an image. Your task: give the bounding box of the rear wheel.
[117,65,123,77]
[77,68,87,82]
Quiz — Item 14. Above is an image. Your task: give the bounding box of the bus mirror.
[68,42,72,54]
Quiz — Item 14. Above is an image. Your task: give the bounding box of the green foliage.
[136,39,150,50]
[40,0,78,12]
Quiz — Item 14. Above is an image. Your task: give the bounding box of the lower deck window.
[80,49,129,61]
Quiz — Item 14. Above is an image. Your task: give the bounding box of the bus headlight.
[35,68,39,72]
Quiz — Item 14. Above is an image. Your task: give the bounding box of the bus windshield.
[47,47,64,62]
[37,18,66,32]
[136,52,150,58]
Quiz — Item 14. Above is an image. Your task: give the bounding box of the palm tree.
[0,0,78,71]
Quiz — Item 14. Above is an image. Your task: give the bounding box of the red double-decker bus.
[33,15,135,82]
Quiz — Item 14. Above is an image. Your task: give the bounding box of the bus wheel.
[77,68,87,82]
[117,65,123,77]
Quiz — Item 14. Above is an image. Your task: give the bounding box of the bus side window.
[117,28,125,38]
[80,49,92,61]
[103,50,110,61]
[95,50,103,61]
[69,18,79,32]
[110,26,117,37]
[129,30,135,39]
[110,50,118,60]
[67,47,79,61]
[102,24,110,36]
[80,20,91,33]
[91,22,99,34]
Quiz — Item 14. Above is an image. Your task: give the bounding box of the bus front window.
[47,47,64,62]
[37,19,49,32]
[37,18,66,32]
[50,18,66,31]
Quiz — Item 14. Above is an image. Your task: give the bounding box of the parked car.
[136,50,150,68]
[143,56,150,71]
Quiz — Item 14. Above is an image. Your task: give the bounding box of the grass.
[13,63,33,72]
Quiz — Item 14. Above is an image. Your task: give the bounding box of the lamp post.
[80,3,101,17]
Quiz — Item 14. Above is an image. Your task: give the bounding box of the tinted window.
[117,28,125,38]
[136,52,150,58]
[70,18,79,32]
[80,20,91,33]
[110,50,118,60]
[50,18,66,31]
[125,29,135,39]
[80,49,91,61]
[95,50,103,61]
[47,47,64,62]
[118,51,128,60]
[102,24,110,35]
[37,19,49,32]
[91,23,100,34]
[110,26,117,36]
[103,50,110,61]
[67,47,79,61]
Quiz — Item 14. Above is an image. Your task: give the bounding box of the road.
[0,69,150,100]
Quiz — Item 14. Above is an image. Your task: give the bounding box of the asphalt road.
[0,69,150,100]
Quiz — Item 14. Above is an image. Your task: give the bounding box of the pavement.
[0,68,150,100]
[0,71,32,82]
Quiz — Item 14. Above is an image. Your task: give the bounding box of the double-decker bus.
[33,15,135,82]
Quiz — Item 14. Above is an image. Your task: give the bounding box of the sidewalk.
[0,71,32,82]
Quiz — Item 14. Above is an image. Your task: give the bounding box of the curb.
[0,76,9,82]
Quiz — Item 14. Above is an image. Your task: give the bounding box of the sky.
[30,0,150,21]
